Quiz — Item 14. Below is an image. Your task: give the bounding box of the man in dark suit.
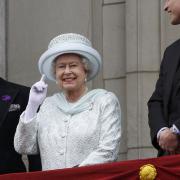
[148,0,180,156]
[0,77,41,174]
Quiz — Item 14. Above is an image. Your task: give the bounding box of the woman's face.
[55,54,87,92]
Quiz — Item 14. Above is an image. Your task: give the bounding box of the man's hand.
[158,128,179,152]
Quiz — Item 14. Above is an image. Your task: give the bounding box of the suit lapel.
[165,44,180,106]
[0,79,19,126]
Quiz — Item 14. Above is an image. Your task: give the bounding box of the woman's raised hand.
[28,74,48,107]
[24,75,48,121]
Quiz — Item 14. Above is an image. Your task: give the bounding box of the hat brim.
[38,42,102,81]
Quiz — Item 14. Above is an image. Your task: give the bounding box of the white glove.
[24,75,48,121]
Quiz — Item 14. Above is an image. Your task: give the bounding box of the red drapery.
[1,155,180,180]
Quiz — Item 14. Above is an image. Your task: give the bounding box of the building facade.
[1,0,180,161]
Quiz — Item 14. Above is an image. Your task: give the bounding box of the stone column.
[126,0,160,159]
[91,0,104,89]
[102,0,127,160]
[0,0,6,78]
[91,0,127,160]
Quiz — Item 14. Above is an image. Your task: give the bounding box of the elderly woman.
[14,33,121,171]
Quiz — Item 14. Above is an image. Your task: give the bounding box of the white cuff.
[157,127,168,139]
[20,111,37,124]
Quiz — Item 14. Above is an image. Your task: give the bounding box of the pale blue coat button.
[64,118,68,122]
[60,150,64,155]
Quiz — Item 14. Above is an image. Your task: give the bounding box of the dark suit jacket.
[148,39,180,156]
[0,78,41,174]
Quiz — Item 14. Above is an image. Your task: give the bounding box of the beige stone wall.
[1,0,180,162]
[7,0,94,95]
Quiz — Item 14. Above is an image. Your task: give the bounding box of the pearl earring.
[84,78,87,83]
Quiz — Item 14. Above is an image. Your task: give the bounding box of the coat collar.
[52,89,107,115]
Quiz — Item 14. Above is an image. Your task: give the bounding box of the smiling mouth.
[63,77,76,83]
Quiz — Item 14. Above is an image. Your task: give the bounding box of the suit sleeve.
[147,49,169,150]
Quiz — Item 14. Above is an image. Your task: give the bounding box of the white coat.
[14,89,121,170]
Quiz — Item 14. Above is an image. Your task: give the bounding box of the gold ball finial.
[139,164,157,180]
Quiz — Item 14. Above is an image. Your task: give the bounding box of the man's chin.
[170,17,180,25]
[171,21,179,25]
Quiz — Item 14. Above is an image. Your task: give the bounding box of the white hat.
[38,33,102,81]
